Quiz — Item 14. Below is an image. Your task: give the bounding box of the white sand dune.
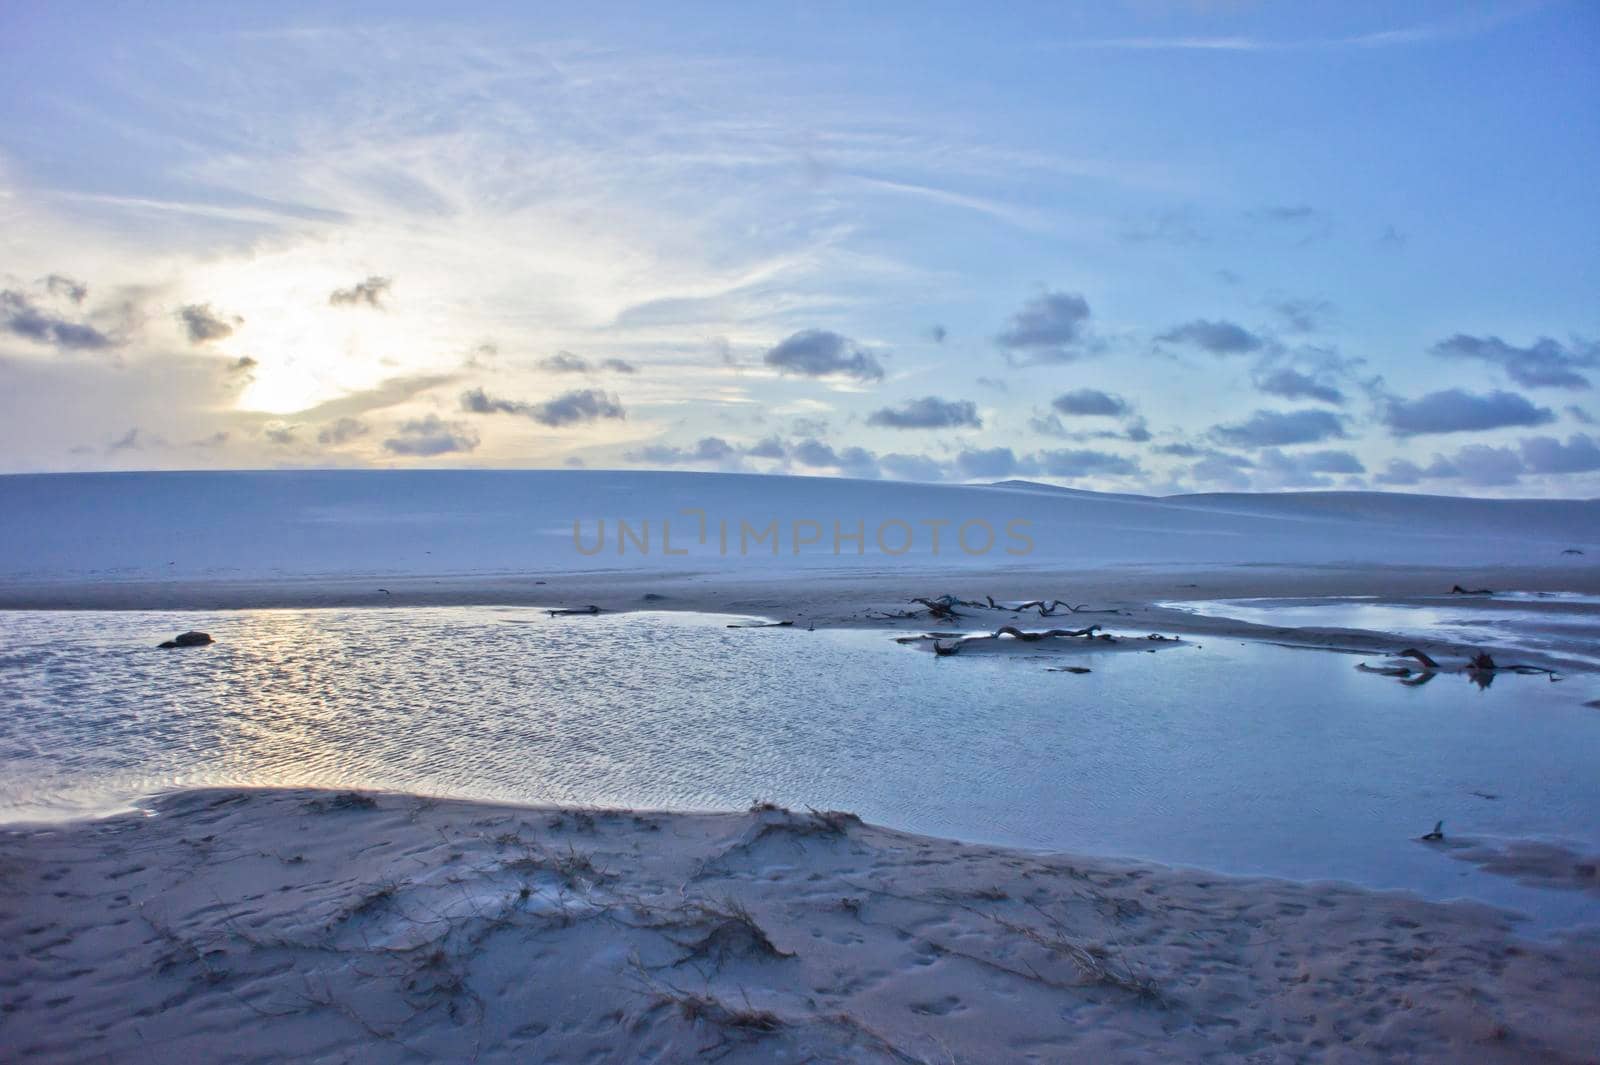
[3,473,1597,673]
[1,471,1595,591]
[3,788,1597,1064]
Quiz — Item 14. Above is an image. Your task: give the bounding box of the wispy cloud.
[1064,7,1540,54]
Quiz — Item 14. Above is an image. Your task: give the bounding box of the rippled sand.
[3,788,1597,1064]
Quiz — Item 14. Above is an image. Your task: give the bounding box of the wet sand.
[3,788,1597,1064]
[7,561,1599,673]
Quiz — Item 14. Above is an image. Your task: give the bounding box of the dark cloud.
[955,447,1025,480]
[1254,367,1344,405]
[1422,445,1524,486]
[1257,448,1365,485]
[461,387,625,427]
[540,351,590,373]
[791,438,841,468]
[530,389,626,427]
[1381,389,1554,437]
[224,356,258,389]
[951,445,1138,483]
[625,437,736,465]
[866,396,981,429]
[1,290,112,350]
[879,453,947,481]
[1051,389,1130,417]
[1519,433,1600,474]
[460,388,525,416]
[178,303,239,344]
[189,431,229,449]
[317,417,370,446]
[1210,408,1347,448]
[929,325,948,344]
[974,376,1008,391]
[995,291,1095,363]
[1031,412,1150,443]
[745,436,787,459]
[834,447,881,478]
[1158,319,1264,355]
[1154,442,1205,458]
[44,275,88,304]
[383,414,479,456]
[1430,334,1599,390]
[1376,437,1595,485]
[791,438,879,477]
[1568,406,1595,425]
[328,276,392,308]
[1189,450,1254,488]
[1036,448,1140,478]
[763,330,883,381]
[538,351,633,374]
[264,424,297,446]
[1375,459,1424,486]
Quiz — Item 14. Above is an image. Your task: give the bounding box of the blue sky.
[1,1,1597,494]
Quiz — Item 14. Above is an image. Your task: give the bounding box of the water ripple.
[1,606,1598,925]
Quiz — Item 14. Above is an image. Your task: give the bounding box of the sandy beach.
[4,474,1599,1062]
[4,788,1598,1064]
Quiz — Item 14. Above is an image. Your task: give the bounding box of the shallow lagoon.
[2,607,1597,927]
[1165,594,1600,670]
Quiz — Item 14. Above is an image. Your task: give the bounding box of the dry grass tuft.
[674,897,795,966]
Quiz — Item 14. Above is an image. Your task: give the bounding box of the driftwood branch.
[911,597,968,619]
[903,594,1123,622]
[985,596,1121,616]
[1397,648,1439,669]
[931,624,1106,656]
[1358,648,1560,686]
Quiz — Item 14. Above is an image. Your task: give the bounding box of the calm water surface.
[1164,595,1600,669]
[2,607,1597,927]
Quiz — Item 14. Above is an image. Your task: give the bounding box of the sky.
[1,1,1597,496]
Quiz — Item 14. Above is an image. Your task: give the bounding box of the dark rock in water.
[158,631,213,649]
[641,593,668,601]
